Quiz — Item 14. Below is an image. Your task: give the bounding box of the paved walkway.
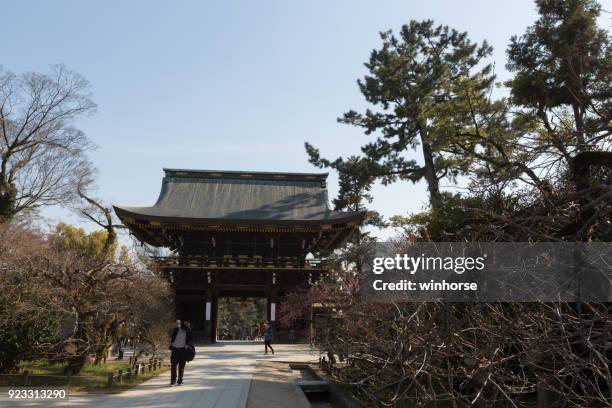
[246,361,312,408]
[8,342,318,408]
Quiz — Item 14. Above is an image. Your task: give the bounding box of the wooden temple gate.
[115,169,364,342]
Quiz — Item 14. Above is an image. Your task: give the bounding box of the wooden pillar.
[203,288,213,343]
[309,302,314,346]
[267,291,278,320]
[211,292,218,343]
[266,292,272,322]
[266,269,277,323]
[267,289,278,341]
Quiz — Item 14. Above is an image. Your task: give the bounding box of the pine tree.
[506,0,611,171]
[306,20,495,208]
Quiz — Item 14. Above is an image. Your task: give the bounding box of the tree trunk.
[65,352,88,375]
[571,103,586,152]
[421,140,441,207]
[0,179,17,223]
[103,226,117,256]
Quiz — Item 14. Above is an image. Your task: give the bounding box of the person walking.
[117,337,126,360]
[263,321,274,355]
[169,320,193,386]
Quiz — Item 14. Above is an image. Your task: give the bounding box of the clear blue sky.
[4,0,601,238]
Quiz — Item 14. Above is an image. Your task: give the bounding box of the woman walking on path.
[169,320,193,386]
[263,321,274,355]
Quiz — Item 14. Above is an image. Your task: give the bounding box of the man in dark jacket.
[169,320,194,386]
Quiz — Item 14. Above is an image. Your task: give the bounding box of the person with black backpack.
[169,320,194,386]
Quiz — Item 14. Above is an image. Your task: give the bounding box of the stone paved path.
[7,342,318,408]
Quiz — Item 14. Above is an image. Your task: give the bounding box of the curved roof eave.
[113,205,367,226]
